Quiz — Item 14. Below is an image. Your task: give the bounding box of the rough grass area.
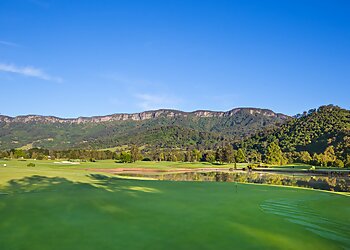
[2,159,346,170]
[0,159,249,170]
[0,163,349,250]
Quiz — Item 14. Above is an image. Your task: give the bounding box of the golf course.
[0,160,349,250]
[2,0,350,249]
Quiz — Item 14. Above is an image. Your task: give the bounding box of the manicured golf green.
[0,165,349,250]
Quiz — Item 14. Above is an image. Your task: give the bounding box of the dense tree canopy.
[241,105,350,164]
[0,105,349,168]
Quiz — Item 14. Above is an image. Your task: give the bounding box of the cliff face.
[0,107,291,150]
[0,108,289,124]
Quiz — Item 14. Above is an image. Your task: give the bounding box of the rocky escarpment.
[0,108,289,124]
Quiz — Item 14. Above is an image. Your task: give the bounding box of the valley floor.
[0,160,349,249]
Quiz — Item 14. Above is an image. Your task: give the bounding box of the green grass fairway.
[0,159,248,170]
[0,166,349,249]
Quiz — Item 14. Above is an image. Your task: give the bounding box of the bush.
[27,163,35,167]
[334,159,344,168]
[119,152,132,163]
[248,163,259,169]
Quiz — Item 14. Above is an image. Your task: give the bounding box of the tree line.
[240,105,350,166]
[1,141,349,167]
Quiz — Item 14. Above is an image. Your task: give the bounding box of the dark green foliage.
[266,142,286,165]
[247,150,262,163]
[118,152,132,163]
[242,105,350,164]
[299,151,312,164]
[345,155,350,168]
[215,147,224,163]
[0,108,287,150]
[130,145,141,162]
[235,148,246,163]
[334,159,344,168]
[0,105,349,167]
[204,151,215,163]
[4,148,118,161]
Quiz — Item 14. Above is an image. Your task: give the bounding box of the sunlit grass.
[0,162,349,249]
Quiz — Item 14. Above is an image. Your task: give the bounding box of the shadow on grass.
[0,175,94,195]
[0,174,161,196]
[211,162,225,166]
[88,174,161,193]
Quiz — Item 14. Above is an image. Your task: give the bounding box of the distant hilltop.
[0,105,346,151]
[0,107,289,124]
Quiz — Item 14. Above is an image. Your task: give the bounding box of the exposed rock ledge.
[0,108,289,124]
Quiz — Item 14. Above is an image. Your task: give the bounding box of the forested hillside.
[0,108,288,150]
[1,105,349,167]
[241,105,350,165]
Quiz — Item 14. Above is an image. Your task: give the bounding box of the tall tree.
[223,144,234,163]
[266,142,285,165]
[323,146,336,166]
[248,150,262,163]
[192,149,202,162]
[345,155,350,168]
[215,148,223,164]
[299,151,312,164]
[235,148,246,163]
[119,151,132,163]
[205,151,216,163]
[130,145,140,162]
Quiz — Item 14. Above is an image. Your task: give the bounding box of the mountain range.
[0,107,289,150]
[1,105,349,163]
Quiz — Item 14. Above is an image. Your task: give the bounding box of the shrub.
[334,159,344,168]
[119,152,132,163]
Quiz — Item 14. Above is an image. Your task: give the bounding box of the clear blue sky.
[1,0,349,117]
